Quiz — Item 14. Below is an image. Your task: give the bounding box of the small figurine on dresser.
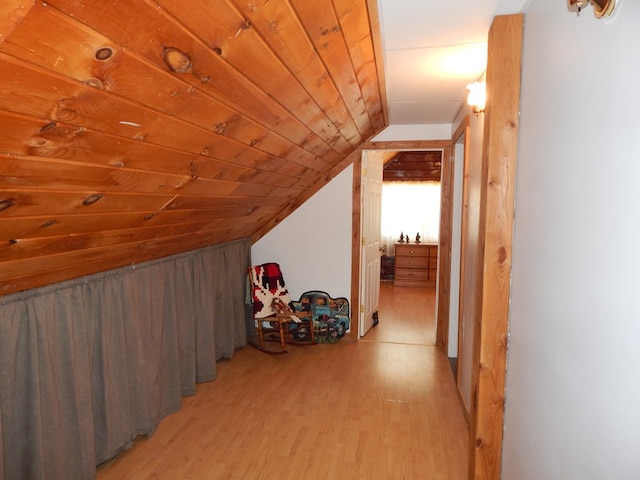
[415,232,421,243]
[399,232,405,243]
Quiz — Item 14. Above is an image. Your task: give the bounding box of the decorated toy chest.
[292,291,350,342]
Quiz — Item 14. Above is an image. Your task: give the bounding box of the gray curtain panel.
[0,238,251,480]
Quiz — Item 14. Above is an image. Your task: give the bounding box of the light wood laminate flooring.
[361,281,437,345]
[96,283,467,479]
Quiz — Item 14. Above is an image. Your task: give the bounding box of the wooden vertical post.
[349,151,363,340]
[469,14,523,480]
[436,145,453,348]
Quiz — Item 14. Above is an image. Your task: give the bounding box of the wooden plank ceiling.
[383,151,442,182]
[0,0,386,295]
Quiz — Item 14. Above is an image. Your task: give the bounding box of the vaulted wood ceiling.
[0,0,387,295]
[383,151,442,182]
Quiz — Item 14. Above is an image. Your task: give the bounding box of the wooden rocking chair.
[248,263,315,354]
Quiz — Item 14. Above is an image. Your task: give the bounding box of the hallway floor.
[96,284,468,479]
[361,281,437,345]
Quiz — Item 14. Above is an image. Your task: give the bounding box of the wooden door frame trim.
[349,151,363,341]
[435,144,453,348]
[451,115,471,427]
[350,139,451,344]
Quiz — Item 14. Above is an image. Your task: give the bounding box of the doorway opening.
[357,147,446,348]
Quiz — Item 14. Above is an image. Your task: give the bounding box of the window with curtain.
[381,181,441,256]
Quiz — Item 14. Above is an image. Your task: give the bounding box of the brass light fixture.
[466,81,486,114]
[569,0,616,18]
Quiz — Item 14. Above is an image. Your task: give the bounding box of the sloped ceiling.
[0,0,386,295]
[0,0,531,295]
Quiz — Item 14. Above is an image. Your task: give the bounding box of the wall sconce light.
[568,0,616,18]
[466,81,486,114]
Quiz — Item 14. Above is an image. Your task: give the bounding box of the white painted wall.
[371,123,451,141]
[251,121,455,305]
[502,1,640,478]
[251,165,353,303]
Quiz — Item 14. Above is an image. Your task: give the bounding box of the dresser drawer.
[394,268,429,281]
[395,255,429,269]
[395,244,429,257]
[394,242,437,287]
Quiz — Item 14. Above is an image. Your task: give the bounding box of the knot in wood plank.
[39,220,57,228]
[94,47,114,61]
[38,121,57,134]
[0,198,16,212]
[497,245,507,264]
[84,78,104,89]
[163,47,192,73]
[82,193,103,206]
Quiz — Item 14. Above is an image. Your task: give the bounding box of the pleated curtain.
[0,238,251,480]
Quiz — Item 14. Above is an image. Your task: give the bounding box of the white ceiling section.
[377,0,530,125]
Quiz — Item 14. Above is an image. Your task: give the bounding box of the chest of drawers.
[394,242,438,287]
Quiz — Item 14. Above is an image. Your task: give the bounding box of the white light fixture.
[466,81,486,114]
[568,0,616,18]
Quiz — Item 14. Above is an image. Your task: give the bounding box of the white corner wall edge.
[251,164,353,303]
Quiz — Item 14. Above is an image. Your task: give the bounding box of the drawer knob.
[410,250,415,254]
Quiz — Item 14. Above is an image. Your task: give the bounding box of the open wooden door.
[359,151,383,337]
